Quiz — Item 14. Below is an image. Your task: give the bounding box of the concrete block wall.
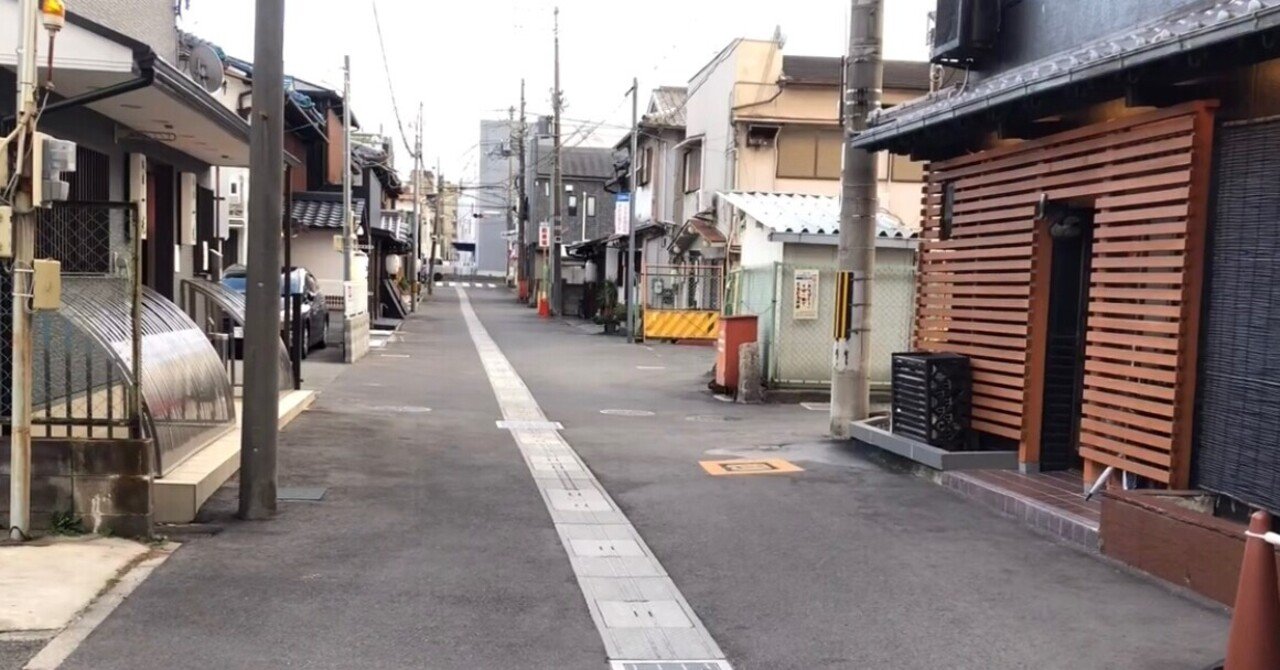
[0,438,154,537]
[345,313,370,363]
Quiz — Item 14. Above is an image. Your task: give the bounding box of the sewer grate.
[685,415,741,423]
[610,660,732,670]
[699,459,803,476]
[600,409,656,417]
[277,487,327,502]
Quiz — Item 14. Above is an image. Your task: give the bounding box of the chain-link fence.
[729,261,917,389]
[1,202,141,439]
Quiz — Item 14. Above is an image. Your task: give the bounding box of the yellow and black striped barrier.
[643,309,720,341]
[833,271,854,341]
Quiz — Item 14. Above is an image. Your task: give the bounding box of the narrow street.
[57,288,1227,670]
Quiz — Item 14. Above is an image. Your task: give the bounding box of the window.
[638,147,653,186]
[890,154,926,182]
[683,145,702,193]
[543,180,549,197]
[586,195,597,217]
[567,193,579,218]
[777,127,843,179]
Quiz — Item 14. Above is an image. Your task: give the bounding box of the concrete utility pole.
[626,77,639,343]
[506,105,515,286]
[427,168,442,293]
[830,0,883,437]
[550,6,563,315]
[240,0,286,520]
[411,101,422,311]
[342,55,353,285]
[516,80,527,297]
[8,0,40,539]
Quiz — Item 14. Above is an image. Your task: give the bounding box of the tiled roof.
[856,0,1280,149]
[535,146,616,180]
[292,192,365,230]
[781,56,933,91]
[374,210,412,245]
[718,191,916,240]
[646,86,688,128]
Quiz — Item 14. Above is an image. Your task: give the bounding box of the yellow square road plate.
[699,458,804,476]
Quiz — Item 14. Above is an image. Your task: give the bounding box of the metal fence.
[729,261,917,389]
[0,201,142,439]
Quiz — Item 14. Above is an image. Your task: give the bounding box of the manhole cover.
[600,409,656,417]
[685,415,741,423]
[699,459,803,476]
[363,406,432,414]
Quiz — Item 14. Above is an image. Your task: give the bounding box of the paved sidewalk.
[48,288,1228,670]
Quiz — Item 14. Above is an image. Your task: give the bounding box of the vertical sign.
[538,222,551,249]
[614,192,632,236]
[793,268,820,320]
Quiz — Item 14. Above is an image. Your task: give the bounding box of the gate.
[641,264,723,341]
[0,201,143,439]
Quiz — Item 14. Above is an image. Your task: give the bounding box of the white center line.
[457,289,729,668]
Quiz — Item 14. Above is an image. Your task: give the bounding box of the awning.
[0,8,253,166]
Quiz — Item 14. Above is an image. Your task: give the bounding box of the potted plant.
[595,280,621,334]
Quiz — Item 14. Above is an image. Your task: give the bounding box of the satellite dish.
[188,43,225,93]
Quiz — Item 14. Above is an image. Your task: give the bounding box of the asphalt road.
[51,286,1227,670]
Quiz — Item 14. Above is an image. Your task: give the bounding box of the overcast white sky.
[180,0,933,184]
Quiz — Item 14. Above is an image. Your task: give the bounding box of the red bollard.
[537,290,550,319]
[1225,511,1280,669]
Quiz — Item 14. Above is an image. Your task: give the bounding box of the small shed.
[718,192,919,387]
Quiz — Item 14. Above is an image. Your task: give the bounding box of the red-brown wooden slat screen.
[915,102,1216,486]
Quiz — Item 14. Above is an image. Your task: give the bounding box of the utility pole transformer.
[550,7,563,316]
[626,77,639,343]
[240,0,287,519]
[830,0,883,437]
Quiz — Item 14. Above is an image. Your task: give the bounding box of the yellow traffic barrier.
[643,309,720,341]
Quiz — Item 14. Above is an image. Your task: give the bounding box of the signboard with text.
[614,193,632,236]
[793,269,819,320]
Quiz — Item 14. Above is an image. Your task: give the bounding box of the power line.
[369,0,417,159]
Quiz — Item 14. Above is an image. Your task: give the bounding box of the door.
[1038,203,1094,472]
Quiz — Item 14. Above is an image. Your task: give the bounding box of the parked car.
[222,265,330,357]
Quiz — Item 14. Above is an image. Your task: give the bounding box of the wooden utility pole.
[550,6,563,315]
[506,105,515,287]
[240,0,287,519]
[427,166,443,294]
[830,0,883,437]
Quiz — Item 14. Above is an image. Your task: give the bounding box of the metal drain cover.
[600,409,656,417]
[610,662,732,670]
[278,487,327,502]
[685,415,741,423]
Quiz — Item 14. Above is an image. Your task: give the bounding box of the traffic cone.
[1224,511,1280,669]
[537,290,550,318]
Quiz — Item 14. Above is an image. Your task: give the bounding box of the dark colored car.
[222,265,329,356]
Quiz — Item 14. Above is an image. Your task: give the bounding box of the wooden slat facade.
[914,102,1217,486]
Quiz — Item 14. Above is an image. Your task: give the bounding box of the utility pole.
[411,101,422,311]
[7,0,40,539]
[240,0,286,519]
[550,6,563,316]
[626,77,639,343]
[342,56,353,285]
[516,80,528,299]
[506,105,515,288]
[427,167,442,293]
[830,0,883,437]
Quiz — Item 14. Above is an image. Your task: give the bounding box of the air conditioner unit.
[930,0,1001,67]
[891,352,972,450]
